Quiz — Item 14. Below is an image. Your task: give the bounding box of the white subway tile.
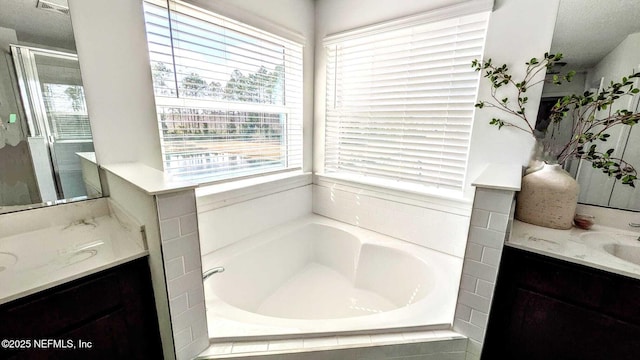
[268,339,304,351]
[231,341,269,353]
[157,191,196,220]
[183,245,202,273]
[468,227,505,249]
[369,333,404,343]
[458,290,491,313]
[476,279,495,299]
[466,352,481,360]
[168,270,202,300]
[180,213,198,235]
[187,286,205,308]
[337,335,371,346]
[470,309,489,328]
[433,330,466,339]
[191,317,208,342]
[174,327,192,351]
[176,335,209,360]
[473,188,514,214]
[488,212,509,232]
[163,233,199,261]
[402,331,438,341]
[470,209,490,228]
[303,337,338,349]
[453,318,485,343]
[165,257,185,281]
[462,259,498,283]
[199,342,233,356]
[160,218,180,241]
[465,242,483,262]
[197,186,311,253]
[481,247,502,267]
[459,274,477,293]
[169,293,189,318]
[172,302,206,333]
[466,338,483,356]
[455,303,472,322]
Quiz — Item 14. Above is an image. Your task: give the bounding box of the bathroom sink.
[0,252,18,272]
[602,243,640,266]
[579,232,615,244]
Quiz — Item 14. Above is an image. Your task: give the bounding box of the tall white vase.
[515,164,579,230]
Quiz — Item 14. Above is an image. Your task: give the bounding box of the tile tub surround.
[197,183,313,255]
[312,182,471,258]
[453,164,521,359]
[197,330,467,359]
[0,197,147,305]
[157,190,209,360]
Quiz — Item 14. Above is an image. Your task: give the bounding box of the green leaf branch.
[472,53,640,186]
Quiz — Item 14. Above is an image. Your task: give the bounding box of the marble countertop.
[0,201,148,305]
[508,220,640,280]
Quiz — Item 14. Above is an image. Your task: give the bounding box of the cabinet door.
[482,247,640,360]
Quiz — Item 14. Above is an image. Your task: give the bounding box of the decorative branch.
[472,53,640,186]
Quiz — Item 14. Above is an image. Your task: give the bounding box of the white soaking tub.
[201,214,462,339]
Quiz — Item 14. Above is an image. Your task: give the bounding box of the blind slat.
[143,0,303,181]
[325,10,489,191]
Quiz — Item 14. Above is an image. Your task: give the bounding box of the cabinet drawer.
[506,248,608,309]
[0,273,122,338]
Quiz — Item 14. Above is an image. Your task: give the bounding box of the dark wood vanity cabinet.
[0,258,163,359]
[482,246,640,360]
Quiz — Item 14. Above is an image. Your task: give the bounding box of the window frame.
[319,1,493,198]
[143,0,304,184]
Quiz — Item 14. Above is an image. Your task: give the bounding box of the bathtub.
[201,214,463,339]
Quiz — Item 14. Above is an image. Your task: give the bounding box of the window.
[323,5,490,193]
[143,0,303,181]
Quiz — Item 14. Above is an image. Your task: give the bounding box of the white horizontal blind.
[143,0,303,181]
[324,11,490,192]
[42,84,92,140]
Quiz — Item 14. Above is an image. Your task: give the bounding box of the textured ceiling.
[550,0,640,70]
[1,0,639,70]
[0,0,75,51]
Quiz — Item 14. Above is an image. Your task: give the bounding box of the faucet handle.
[630,222,640,228]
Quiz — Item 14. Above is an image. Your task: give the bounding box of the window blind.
[42,84,92,141]
[324,10,490,192]
[143,0,303,181]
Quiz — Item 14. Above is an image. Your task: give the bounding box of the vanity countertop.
[0,200,148,305]
[508,219,640,281]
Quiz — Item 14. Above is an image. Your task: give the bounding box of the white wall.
[465,0,560,196]
[313,183,470,258]
[68,0,164,170]
[579,32,640,209]
[198,185,312,255]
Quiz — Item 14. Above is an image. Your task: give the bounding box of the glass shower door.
[11,45,94,201]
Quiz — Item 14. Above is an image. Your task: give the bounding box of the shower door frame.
[11,45,91,201]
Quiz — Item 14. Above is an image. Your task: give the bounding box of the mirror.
[0,0,102,214]
[540,0,640,211]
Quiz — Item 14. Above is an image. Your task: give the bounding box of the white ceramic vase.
[515,163,579,230]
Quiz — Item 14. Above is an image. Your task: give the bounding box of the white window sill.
[196,171,312,211]
[314,173,473,215]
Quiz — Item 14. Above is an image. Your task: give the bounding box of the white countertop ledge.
[0,198,148,305]
[102,162,198,195]
[472,163,522,191]
[508,220,640,281]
